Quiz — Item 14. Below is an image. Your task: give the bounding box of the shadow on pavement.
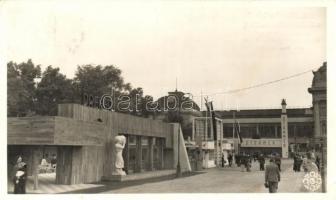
[60,171,206,194]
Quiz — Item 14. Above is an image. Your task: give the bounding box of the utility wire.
[194,67,317,97]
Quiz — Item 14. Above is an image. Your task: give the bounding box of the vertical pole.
[160,138,164,170]
[294,125,297,154]
[176,126,181,177]
[205,110,208,141]
[135,136,142,173]
[205,102,208,168]
[233,111,238,154]
[176,95,182,177]
[192,118,195,141]
[148,137,154,171]
[123,135,129,174]
[200,90,203,111]
[321,137,325,192]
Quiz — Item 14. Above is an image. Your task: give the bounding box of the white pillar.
[281,99,289,158]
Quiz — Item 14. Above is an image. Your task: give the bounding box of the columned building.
[308,62,327,149]
[308,62,327,191]
[218,105,313,157]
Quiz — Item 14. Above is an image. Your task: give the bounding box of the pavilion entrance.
[122,135,165,174]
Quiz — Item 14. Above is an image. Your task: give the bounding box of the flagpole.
[205,100,208,143]
[204,97,208,169]
[200,90,203,111]
[233,111,235,154]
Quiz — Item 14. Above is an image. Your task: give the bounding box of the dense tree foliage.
[7,59,41,117]
[35,66,74,115]
[7,60,154,118]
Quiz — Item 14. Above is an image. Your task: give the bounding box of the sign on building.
[240,138,282,148]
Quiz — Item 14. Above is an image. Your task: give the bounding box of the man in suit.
[265,158,281,193]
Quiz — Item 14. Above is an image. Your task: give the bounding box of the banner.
[281,115,289,158]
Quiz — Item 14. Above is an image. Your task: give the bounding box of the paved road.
[8,159,320,194]
[67,159,314,193]
[103,159,291,193]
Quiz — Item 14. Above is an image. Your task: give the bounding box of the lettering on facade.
[241,139,282,147]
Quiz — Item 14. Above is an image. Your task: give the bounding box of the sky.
[1,1,326,110]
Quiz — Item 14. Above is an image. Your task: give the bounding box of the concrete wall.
[57,104,180,181]
[8,104,185,184]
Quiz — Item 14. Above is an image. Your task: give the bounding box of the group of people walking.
[236,154,253,172]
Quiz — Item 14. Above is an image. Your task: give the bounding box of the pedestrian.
[235,154,240,167]
[294,153,300,172]
[228,153,233,167]
[240,155,246,172]
[221,154,225,168]
[258,154,265,171]
[302,155,308,172]
[275,154,281,171]
[303,152,319,173]
[265,158,281,193]
[297,155,303,172]
[51,154,57,172]
[293,153,297,172]
[13,156,27,194]
[300,155,319,192]
[246,155,252,172]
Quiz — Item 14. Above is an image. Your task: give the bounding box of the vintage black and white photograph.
[1,0,334,198]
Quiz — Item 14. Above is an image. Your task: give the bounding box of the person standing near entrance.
[265,158,281,193]
[13,156,27,194]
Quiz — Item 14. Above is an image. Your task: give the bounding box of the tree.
[127,87,154,118]
[7,59,41,117]
[7,61,155,118]
[73,64,130,104]
[35,66,74,115]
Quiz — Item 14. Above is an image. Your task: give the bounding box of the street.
[64,159,313,193]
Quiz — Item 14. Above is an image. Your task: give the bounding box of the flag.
[234,119,243,144]
[205,99,217,141]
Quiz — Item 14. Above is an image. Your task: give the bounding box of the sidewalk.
[8,173,103,194]
[8,170,178,194]
[277,167,305,192]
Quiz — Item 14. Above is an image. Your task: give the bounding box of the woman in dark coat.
[13,156,27,194]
